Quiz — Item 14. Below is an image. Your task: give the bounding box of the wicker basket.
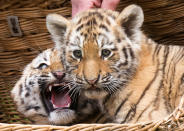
[0,0,184,130]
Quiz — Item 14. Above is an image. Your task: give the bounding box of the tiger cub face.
[46,5,143,99]
[11,48,101,125]
[11,48,75,125]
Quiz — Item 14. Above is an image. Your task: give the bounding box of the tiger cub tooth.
[53,104,57,108]
[67,103,70,107]
[49,86,52,92]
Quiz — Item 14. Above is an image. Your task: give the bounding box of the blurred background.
[0,0,183,124]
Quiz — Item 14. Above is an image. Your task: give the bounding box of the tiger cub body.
[97,38,184,123]
[46,5,184,123]
[11,48,101,125]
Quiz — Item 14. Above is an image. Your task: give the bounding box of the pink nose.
[86,78,98,85]
[53,71,65,80]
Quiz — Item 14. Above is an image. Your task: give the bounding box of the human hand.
[71,0,120,17]
[101,0,120,10]
[71,0,102,17]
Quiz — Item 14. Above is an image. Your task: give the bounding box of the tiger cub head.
[11,48,101,125]
[46,5,144,99]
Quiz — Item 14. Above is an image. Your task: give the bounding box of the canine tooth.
[54,83,59,86]
[53,104,57,108]
[49,86,52,91]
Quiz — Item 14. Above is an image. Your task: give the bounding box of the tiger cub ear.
[46,14,69,48]
[116,4,144,42]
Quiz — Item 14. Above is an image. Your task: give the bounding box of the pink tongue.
[51,91,71,108]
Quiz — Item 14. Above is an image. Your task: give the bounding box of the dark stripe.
[66,31,71,43]
[121,60,160,123]
[117,38,121,43]
[103,94,111,104]
[25,92,30,97]
[69,43,77,46]
[118,48,129,67]
[95,94,111,123]
[44,57,47,61]
[86,20,91,26]
[25,77,31,92]
[25,106,40,111]
[172,48,184,106]
[99,24,109,32]
[88,12,96,16]
[40,89,49,114]
[128,48,135,59]
[161,46,171,113]
[68,68,76,74]
[114,92,132,116]
[181,73,184,82]
[95,114,105,123]
[51,48,54,51]
[96,12,104,20]
[19,84,23,95]
[122,48,128,59]
[110,67,119,72]
[21,99,24,104]
[25,84,31,92]
[156,45,162,57]
[106,18,110,25]
[76,24,84,31]
[34,106,41,110]
[93,33,97,39]
[86,18,97,26]
[38,114,47,117]
[84,34,87,40]
[28,81,34,86]
[153,44,159,57]
[153,78,162,106]
[118,61,128,67]
[108,13,116,19]
[101,40,104,48]
[152,45,161,61]
[152,45,164,107]
[77,18,82,24]
[40,75,49,77]
[136,102,152,122]
[111,47,118,51]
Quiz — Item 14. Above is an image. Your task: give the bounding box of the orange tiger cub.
[46,5,184,123]
[11,48,102,125]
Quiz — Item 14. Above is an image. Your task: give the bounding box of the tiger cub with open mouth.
[11,48,102,125]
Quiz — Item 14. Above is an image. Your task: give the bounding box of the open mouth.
[51,85,71,108]
[41,81,77,114]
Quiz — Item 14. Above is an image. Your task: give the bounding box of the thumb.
[93,0,102,8]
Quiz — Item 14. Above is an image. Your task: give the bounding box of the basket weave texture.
[0,0,184,130]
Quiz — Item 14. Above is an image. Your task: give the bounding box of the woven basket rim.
[0,95,183,130]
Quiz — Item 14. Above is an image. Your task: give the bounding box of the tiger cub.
[46,5,184,123]
[11,48,101,125]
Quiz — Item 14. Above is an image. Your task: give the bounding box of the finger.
[101,0,120,10]
[93,0,102,8]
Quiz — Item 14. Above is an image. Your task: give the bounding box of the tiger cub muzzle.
[71,43,120,98]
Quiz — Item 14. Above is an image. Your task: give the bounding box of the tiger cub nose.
[86,78,98,85]
[53,71,65,80]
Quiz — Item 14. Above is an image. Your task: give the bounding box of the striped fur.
[47,6,142,100]
[11,49,63,124]
[96,37,184,123]
[47,5,184,123]
[11,48,101,125]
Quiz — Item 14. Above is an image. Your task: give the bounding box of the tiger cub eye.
[37,63,48,70]
[73,50,82,59]
[101,49,111,58]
